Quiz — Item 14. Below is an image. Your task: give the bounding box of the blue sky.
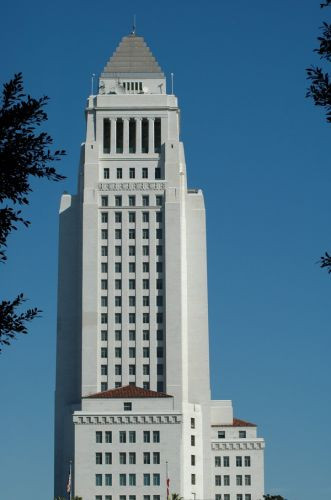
[0,1,330,499]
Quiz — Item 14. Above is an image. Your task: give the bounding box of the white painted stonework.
[54,33,265,500]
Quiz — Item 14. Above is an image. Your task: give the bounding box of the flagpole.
[166,460,169,500]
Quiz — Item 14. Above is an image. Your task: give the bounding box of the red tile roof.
[212,418,256,427]
[85,385,173,399]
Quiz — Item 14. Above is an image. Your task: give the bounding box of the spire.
[101,34,164,78]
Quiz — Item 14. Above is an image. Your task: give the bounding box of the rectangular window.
[101,279,108,290]
[215,475,221,486]
[154,118,161,153]
[115,313,121,324]
[103,118,110,154]
[143,473,151,486]
[143,364,150,375]
[237,495,243,500]
[119,431,126,443]
[115,262,122,273]
[105,474,112,486]
[129,211,135,223]
[153,474,160,486]
[157,364,163,375]
[215,456,221,467]
[153,452,160,464]
[115,296,122,307]
[191,474,196,485]
[105,452,112,464]
[223,456,230,467]
[218,430,225,439]
[142,262,149,273]
[191,417,195,429]
[143,296,149,306]
[142,228,149,239]
[153,431,160,443]
[119,473,126,486]
[129,167,135,178]
[129,347,136,357]
[236,456,242,467]
[105,431,112,443]
[129,119,136,153]
[142,211,149,222]
[129,474,136,486]
[128,430,136,443]
[156,228,162,239]
[115,229,122,239]
[115,347,122,357]
[236,475,242,486]
[96,431,102,443]
[141,118,149,153]
[156,212,162,222]
[129,313,136,324]
[215,496,222,500]
[129,195,135,206]
[124,402,132,411]
[101,195,108,207]
[143,381,150,389]
[157,330,163,340]
[101,246,108,256]
[156,245,162,256]
[191,435,195,446]
[101,364,108,375]
[191,455,196,466]
[104,167,110,179]
[119,452,126,464]
[142,167,148,178]
[156,295,163,306]
[224,496,230,500]
[115,365,122,375]
[115,211,122,222]
[245,495,252,500]
[101,296,108,307]
[155,167,161,179]
[129,451,136,464]
[101,382,107,391]
[143,347,150,358]
[245,475,251,485]
[129,246,135,256]
[142,195,149,206]
[143,246,149,256]
[129,364,136,375]
[115,195,122,206]
[156,313,163,324]
[129,279,135,290]
[223,475,230,486]
[101,212,108,223]
[239,430,247,438]
[116,119,123,153]
[143,280,149,290]
[96,474,102,486]
[101,347,108,358]
[156,195,162,206]
[115,330,122,341]
[156,279,163,290]
[144,452,150,464]
[129,330,136,340]
[129,296,135,306]
[129,228,135,239]
[143,313,149,324]
[143,431,150,443]
[101,262,108,273]
[244,456,251,467]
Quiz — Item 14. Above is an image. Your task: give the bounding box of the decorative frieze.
[211,440,265,451]
[98,181,166,191]
[73,414,182,425]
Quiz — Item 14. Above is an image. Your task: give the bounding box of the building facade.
[54,33,265,500]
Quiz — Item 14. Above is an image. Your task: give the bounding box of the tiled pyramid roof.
[85,384,172,399]
[102,33,164,78]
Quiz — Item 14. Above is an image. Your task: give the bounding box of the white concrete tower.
[54,32,265,500]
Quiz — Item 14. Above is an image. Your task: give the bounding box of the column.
[136,117,142,154]
[124,117,129,155]
[148,117,155,155]
[110,118,116,154]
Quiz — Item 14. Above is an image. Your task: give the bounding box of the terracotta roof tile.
[85,384,172,399]
[212,417,256,427]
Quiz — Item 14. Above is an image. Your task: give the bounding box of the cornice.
[73,413,182,425]
[211,440,265,451]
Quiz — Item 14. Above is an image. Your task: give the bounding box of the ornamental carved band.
[73,414,182,425]
[98,182,166,191]
[211,441,265,451]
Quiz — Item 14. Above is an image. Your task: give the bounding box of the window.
[103,118,110,153]
[154,118,161,153]
[156,279,163,290]
[129,167,135,179]
[236,456,242,467]
[101,347,108,358]
[157,364,163,375]
[117,168,122,179]
[156,313,163,324]
[218,430,225,439]
[105,474,112,486]
[224,496,230,500]
[236,475,243,486]
[156,347,163,358]
[144,497,151,500]
[129,211,135,223]
[115,347,122,357]
[129,228,135,239]
[115,313,121,324]
[143,380,150,389]
[156,195,162,206]
[142,195,149,206]
[129,119,136,153]
[115,330,122,341]
[115,195,122,206]
[191,474,196,485]
[101,212,108,223]
[101,382,107,391]
[153,452,160,464]
[157,330,163,340]
[156,245,162,256]
[143,330,150,340]
[115,229,122,239]
[129,451,136,464]
[143,347,150,358]
[115,245,122,256]
[153,474,160,486]
[101,364,108,375]
[115,296,122,307]
[245,475,251,485]
[153,431,160,443]
[129,364,136,375]
[96,431,102,443]
[239,430,246,438]
[129,330,136,340]
[191,417,195,429]
[101,195,108,206]
[129,195,135,206]
[119,473,126,486]
[129,347,136,358]
[191,455,196,466]
[101,246,108,256]
[155,167,161,179]
[223,475,230,486]
[156,212,162,222]
[153,496,160,500]
[156,295,163,306]
[142,167,148,178]
[223,456,230,467]
[191,435,195,446]
[124,402,132,411]
[96,496,102,500]
[119,452,126,464]
[143,262,149,272]
[143,296,149,306]
[115,211,122,222]
[143,452,150,464]
[157,381,163,392]
[105,452,112,464]
[115,262,122,273]
[96,474,102,486]
[103,167,110,179]
[101,296,108,307]
[215,475,221,486]
[129,474,136,486]
[142,211,149,222]
[101,330,108,341]
[215,496,222,500]
[143,280,149,290]
[141,229,149,240]
[101,279,108,290]
[245,495,251,500]
[156,228,162,239]
[141,119,149,153]
[143,364,150,375]
[143,431,150,443]
[105,431,112,443]
[244,456,251,467]
[129,279,135,290]
[129,246,135,256]
[129,295,136,306]
[105,496,112,500]
[115,365,122,375]
[119,431,126,443]
[129,313,136,324]
[143,473,151,486]
[237,495,243,500]
[129,430,136,443]
[101,262,108,273]
[143,245,149,256]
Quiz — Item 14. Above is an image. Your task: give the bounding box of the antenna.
[171,73,174,95]
[91,73,96,95]
[132,14,136,35]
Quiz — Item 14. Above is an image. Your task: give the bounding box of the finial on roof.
[131,14,136,35]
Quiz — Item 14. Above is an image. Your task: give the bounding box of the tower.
[55,33,265,500]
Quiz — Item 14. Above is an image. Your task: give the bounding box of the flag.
[166,477,170,498]
[66,463,72,494]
